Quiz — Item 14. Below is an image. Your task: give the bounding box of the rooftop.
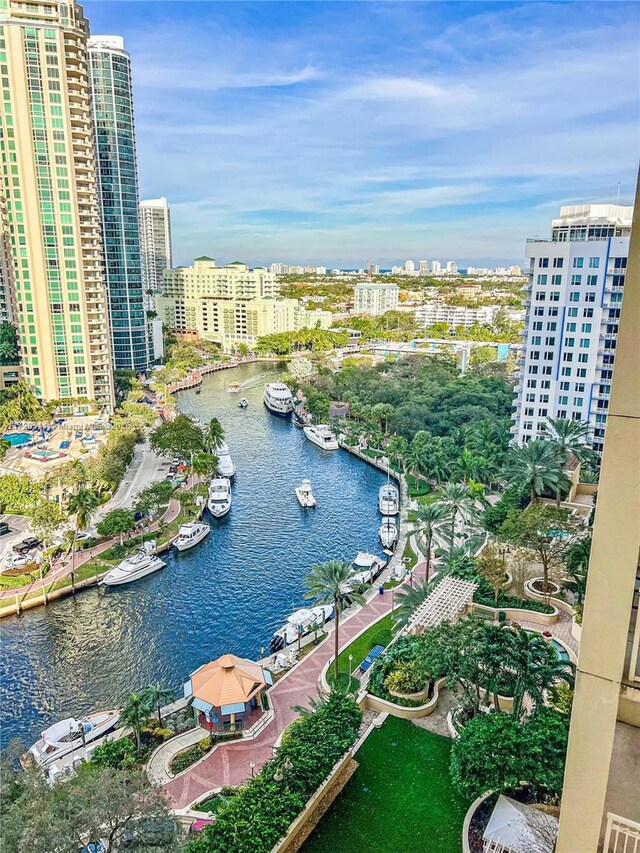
[190,653,266,707]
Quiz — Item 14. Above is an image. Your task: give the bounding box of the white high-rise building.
[139,198,173,304]
[512,204,633,453]
[404,259,415,274]
[431,260,442,274]
[353,282,399,316]
[446,261,458,274]
[419,260,430,274]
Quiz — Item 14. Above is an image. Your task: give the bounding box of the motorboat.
[208,477,231,518]
[303,424,339,451]
[341,552,386,592]
[238,398,248,409]
[295,478,317,508]
[227,382,241,393]
[215,442,236,478]
[174,521,210,552]
[378,483,400,516]
[379,519,399,550]
[24,709,121,768]
[263,382,294,417]
[100,552,166,587]
[269,605,333,653]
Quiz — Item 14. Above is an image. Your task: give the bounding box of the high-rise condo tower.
[139,197,172,306]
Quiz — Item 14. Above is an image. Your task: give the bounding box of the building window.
[553,258,564,268]
[585,292,596,303]
[587,275,597,285]
[550,292,560,302]
[566,322,576,332]
[568,308,578,317]
[536,291,546,301]
[583,308,594,317]
[569,292,580,302]
[573,257,584,268]
[571,275,582,285]
[539,258,549,268]
[564,337,575,347]
[551,275,562,285]
[581,323,592,332]
[589,257,600,268]
[579,338,590,348]
[537,275,548,285]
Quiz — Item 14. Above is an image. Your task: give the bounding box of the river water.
[0,363,386,747]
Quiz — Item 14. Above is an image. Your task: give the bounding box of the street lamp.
[348,654,354,691]
[249,760,256,779]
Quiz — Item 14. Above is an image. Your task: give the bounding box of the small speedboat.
[227,382,241,393]
[269,605,333,653]
[295,478,317,508]
[379,519,398,550]
[208,477,231,518]
[340,552,386,592]
[24,709,121,768]
[100,552,166,587]
[238,398,248,409]
[215,442,236,478]
[303,424,339,451]
[174,521,210,552]
[379,483,399,516]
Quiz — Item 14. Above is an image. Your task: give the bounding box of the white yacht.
[378,483,400,516]
[215,442,236,478]
[295,478,317,508]
[379,519,399,551]
[263,382,294,417]
[350,552,386,585]
[208,477,232,518]
[303,424,339,451]
[24,709,121,768]
[269,605,333,653]
[174,521,210,552]
[100,552,166,587]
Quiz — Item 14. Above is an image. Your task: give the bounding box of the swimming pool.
[26,449,63,462]
[2,433,32,447]
[551,638,571,663]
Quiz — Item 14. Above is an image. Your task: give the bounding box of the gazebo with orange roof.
[185,653,271,733]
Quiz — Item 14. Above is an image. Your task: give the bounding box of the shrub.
[483,482,529,533]
[170,740,212,775]
[183,692,362,853]
[90,737,136,769]
[101,543,129,561]
[384,660,428,694]
[199,736,214,751]
[368,635,435,706]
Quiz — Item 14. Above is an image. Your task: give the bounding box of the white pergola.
[405,576,478,634]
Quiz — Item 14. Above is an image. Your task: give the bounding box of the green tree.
[386,435,409,473]
[476,543,506,604]
[509,629,575,720]
[415,502,448,583]
[437,481,477,547]
[304,561,365,681]
[206,417,225,451]
[96,508,136,544]
[142,682,175,726]
[149,414,205,458]
[133,481,174,520]
[191,451,217,481]
[0,474,41,515]
[504,439,565,505]
[121,692,152,755]
[0,321,19,364]
[30,500,66,573]
[67,488,100,580]
[546,416,595,505]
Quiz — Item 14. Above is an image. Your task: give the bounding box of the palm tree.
[437,482,478,548]
[142,682,174,727]
[393,580,432,630]
[504,439,565,505]
[207,417,225,452]
[191,451,217,482]
[304,561,365,681]
[403,441,428,483]
[451,448,482,484]
[546,417,595,506]
[427,453,450,484]
[415,502,448,583]
[121,692,152,754]
[67,488,100,581]
[177,489,193,520]
[509,629,575,720]
[386,436,409,474]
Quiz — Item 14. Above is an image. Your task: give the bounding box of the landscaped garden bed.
[327,612,396,691]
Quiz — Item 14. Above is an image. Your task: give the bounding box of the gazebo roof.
[405,575,478,634]
[190,654,266,707]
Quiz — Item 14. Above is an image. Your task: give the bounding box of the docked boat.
[174,521,210,552]
[238,398,248,409]
[378,483,400,516]
[208,477,231,518]
[24,709,121,768]
[303,424,339,451]
[215,442,236,478]
[269,605,333,653]
[263,382,294,417]
[379,519,399,550]
[100,552,166,587]
[341,552,387,592]
[227,382,241,393]
[295,478,317,508]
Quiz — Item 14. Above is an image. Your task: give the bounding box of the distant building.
[140,198,173,303]
[416,302,498,329]
[456,283,483,298]
[419,260,430,274]
[353,282,400,316]
[512,203,633,452]
[431,260,442,274]
[446,261,458,274]
[404,260,415,274]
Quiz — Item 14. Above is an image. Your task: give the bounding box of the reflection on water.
[0,363,386,746]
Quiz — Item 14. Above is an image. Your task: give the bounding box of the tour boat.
[269,605,333,653]
[378,483,400,516]
[227,382,241,393]
[173,521,210,552]
[24,709,121,768]
[208,477,232,518]
[238,398,248,409]
[100,552,166,587]
[303,424,339,451]
[295,478,317,508]
[379,519,399,550]
[215,442,236,478]
[263,382,294,417]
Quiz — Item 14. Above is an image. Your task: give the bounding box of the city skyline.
[84,0,639,267]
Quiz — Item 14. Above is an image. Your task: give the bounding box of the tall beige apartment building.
[0,0,113,409]
[557,179,639,851]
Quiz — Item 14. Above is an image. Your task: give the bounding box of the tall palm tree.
[546,417,595,505]
[191,451,218,486]
[415,502,448,583]
[67,488,100,579]
[121,692,152,754]
[207,417,225,452]
[393,580,431,630]
[504,439,565,505]
[386,436,409,474]
[403,441,428,482]
[509,629,575,720]
[427,453,450,485]
[437,482,478,548]
[142,682,174,727]
[304,561,365,681]
[451,448,481,484]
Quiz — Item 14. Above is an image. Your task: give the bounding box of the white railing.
[603,813,640,853]
[483,840,514,853]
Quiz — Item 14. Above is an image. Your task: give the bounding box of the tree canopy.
[149,414,205,458]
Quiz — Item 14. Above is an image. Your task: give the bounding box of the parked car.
[165,472,176,481]
[0,522,10,537]
[13,537,42,555]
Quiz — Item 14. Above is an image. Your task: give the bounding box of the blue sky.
[85,1,639,268]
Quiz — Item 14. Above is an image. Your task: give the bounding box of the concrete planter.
[477,686,514,714]
[471,602,559,626]
[462,791,495,853]
[365,676,446,720]
[524,578,575,616]
[387,684,429,702]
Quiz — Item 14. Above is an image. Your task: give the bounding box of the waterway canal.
[0,363,386,746]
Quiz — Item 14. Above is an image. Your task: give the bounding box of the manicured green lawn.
[301,717,470,853]
[327,612,396,688]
